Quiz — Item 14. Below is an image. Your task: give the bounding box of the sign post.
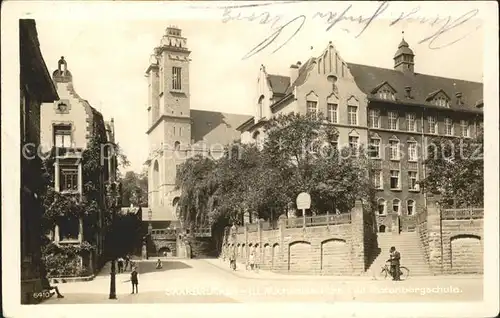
[296,192,311,228]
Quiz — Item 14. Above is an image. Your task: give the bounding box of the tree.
[420,130,483,208]
[119,171,148,207]
[175,112,373,230]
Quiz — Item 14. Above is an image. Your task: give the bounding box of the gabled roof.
[190,109,252,145]
[347,63,483,112]
[285,58,316,95]
[267,74,290,96]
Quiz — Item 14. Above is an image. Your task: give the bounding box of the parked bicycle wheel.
[379,267,390,280]
[399,266,409,280]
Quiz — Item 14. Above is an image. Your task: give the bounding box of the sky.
[32,1,486,173]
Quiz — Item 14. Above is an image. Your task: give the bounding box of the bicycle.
[380,262,409,280]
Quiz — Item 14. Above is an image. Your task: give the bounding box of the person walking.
[117,257,124,273]
[130,267,139,294]
[249,250,256,271]
[124,254,130,271]
[229,247,237,271]
[387,246,401,281]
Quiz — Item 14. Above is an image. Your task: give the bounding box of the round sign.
[296,192,311,210]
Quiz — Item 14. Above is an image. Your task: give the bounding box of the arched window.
[377,198,386,215]
[174,141,180,151]
[258,95,264,119]
[392,199,401,215]
[153,160,159,206]
[407,200,415,215]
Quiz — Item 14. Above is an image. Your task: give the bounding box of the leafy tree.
[420,130,484,208]
[175,112,373,233]
[119,170,148,207]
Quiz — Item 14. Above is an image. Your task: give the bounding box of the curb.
[49,275,96,284]
[203,259,483,281]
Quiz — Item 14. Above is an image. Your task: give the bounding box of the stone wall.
[223,200,368,275]
[415,196,483,274]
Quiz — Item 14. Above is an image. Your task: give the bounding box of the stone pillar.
[54,225,60,243]
[78,162,83,195]
[350,200,365,275]
[278,214,286,253]
[251,212,258,224]
[426,196,442,274]
[244,223,249,262]
[78,217,83,242]
[243,211,250,224]
[258,219,264,263]
[54,160,60,191]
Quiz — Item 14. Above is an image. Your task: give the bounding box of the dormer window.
[433,96,450,108]
[378,89,395,100]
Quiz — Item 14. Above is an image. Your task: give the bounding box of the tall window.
[258,96,264,119]
[460,120,470,137]
[368,109,380,128]
[369,137,381,158]
[306,101,318,119]
[407,142,418,162]
[172,67,182,90]
[444,118,453,136]
[348,106,358,125]
[159,66,164,94]
[427,116,437,134]
[389,139,400,160]
[60,166,78,192]
[408,171,418,191]
[372,170,382,189]
[377,199,386,215]
[390,170,400,189]
[327,103,338,123]
[174,141,180,151]
[59,216,80,241]
[407,200,415,215]
[349,136,359,156]
[406,113,416,132]
[392,199,401,214]
[54,125,72,148]
[388,111,398,130]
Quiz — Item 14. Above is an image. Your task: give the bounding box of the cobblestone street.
[42,258,483,304]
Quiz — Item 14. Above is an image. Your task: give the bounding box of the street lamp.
[107,181,120,300]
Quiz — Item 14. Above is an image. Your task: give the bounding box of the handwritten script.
[220,1,481,60]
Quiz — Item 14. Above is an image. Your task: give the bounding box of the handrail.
[285,213,351,228]
[441,208,483,220]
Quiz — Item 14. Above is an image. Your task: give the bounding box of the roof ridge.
[346,62,482,85]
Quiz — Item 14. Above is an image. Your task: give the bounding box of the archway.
[379,225,386,233]
[158,246,171,257]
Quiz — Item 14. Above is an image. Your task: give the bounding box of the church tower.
[146,26,192,222]
[393,32,415,74]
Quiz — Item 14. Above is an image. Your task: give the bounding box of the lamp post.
[108,181,120,300]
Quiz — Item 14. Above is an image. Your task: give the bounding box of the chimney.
[290,61,301,84]
[455,92,463,105]
[404,86,412,99]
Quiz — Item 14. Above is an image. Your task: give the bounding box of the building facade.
[237,37,483,233]
[40,57,117,274]
[144,27,251,235]
[20,19,60,304]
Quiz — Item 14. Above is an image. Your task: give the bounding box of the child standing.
[131,267,139,294]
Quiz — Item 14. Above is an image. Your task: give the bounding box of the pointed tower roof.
[394,32,414,58]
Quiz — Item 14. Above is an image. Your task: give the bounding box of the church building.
[144,26,251,232]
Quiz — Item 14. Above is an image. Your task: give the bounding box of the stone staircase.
[366,232,433,277]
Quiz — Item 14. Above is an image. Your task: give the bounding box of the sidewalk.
[203,258,483,281]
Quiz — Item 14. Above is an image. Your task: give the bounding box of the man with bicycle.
[387,246,401,281]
